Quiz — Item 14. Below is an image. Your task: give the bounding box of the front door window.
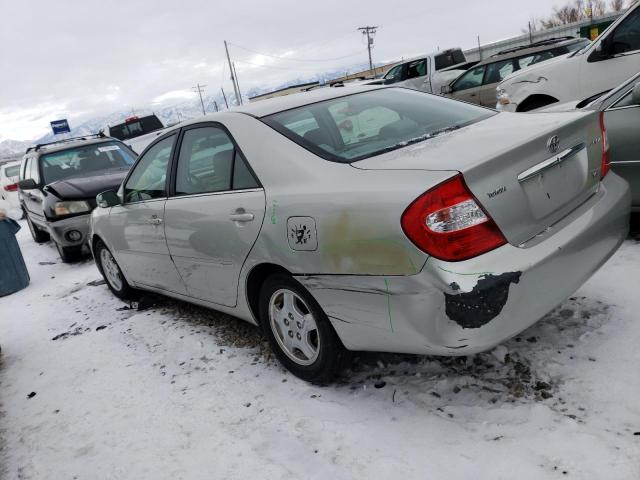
[124,135,174,202]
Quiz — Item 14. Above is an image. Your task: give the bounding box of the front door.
[449,65,486,105]
[399,58,430,92]
[163,124,265,307]
[581,8,640,98]
[20,157,46,224]
[109,134,187,294]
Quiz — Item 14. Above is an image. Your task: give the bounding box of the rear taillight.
[401,174,507,262]
[3,183,18,192]
[599,111,610,180]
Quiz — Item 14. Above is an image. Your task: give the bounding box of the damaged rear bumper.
[297,173,630,356]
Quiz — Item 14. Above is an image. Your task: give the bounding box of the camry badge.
[547,135,560,154]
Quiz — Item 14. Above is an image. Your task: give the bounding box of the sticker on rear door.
[287,217,318,251]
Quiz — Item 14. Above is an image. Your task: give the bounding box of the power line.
[192,83,207,116]
[357,26,378,72]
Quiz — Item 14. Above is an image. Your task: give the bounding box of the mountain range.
[0,61,375,158]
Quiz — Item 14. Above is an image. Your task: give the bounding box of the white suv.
[497,3,640,112]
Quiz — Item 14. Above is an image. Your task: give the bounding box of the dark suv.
[19,134,136,262]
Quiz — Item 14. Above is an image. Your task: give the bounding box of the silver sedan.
[90,86,630,383]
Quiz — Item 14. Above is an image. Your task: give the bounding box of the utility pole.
[358,26,378,72]
[232,62,243,105]
[477,35,482,61]
[213,100,219,112]
[221,87,229,109]
[192,83,207,116]
[224,40,242,106]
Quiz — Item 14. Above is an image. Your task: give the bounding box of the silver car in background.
[540,72,640,209]
[90,86,630,383]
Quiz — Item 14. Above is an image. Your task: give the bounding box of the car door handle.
[145,217,163,225]
[229,212,254,223]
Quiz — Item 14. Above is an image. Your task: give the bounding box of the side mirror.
[96,190,121,208]
[632,82,640,106]
[19,179,37,190]
[441,84,453,95]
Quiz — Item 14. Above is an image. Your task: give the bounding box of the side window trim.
[122,132,177,205]
[167,121,262,198]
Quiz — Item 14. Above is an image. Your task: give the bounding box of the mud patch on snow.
[336,295,613,411]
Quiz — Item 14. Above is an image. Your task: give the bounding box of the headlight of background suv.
[496,88,510,106]
[54,200,91,216]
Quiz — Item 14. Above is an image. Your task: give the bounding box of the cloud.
[0,0,564,141]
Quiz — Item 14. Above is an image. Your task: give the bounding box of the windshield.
[40,141,136,184]
[4,164,20,177]
[109,115,164,141]
[262,88,495,163]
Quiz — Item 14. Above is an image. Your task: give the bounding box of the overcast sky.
[0,0,564,141]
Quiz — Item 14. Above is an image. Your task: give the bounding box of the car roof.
[28,136,122,157]
[229,85,388,118]
[475,37,587,66]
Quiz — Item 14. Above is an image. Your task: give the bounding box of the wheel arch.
[245,263,293,325]
[516,94,559,112]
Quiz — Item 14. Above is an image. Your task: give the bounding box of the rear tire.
[259,273,346,384]
[94,240,138,300]
[55,242,83,263]
[25,214,50,243]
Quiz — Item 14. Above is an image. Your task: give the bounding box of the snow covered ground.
[1,217,639,480]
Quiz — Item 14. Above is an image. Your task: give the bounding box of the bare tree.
[610,0,626,11]
[532,0,628,31]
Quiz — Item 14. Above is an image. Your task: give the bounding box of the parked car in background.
[539,72,640,210]
[91,86,629,383]
[19,134,136,262]
[366,48,475,95]
[105,114,168,154]
[443,37,590,106]
[0,160,22,214]
[497,2,640,111]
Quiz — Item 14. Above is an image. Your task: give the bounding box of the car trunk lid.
[352,111,602,246]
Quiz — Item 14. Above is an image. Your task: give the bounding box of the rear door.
[163,124,265,307]
[108,134,187,294]
[605,87,640,206]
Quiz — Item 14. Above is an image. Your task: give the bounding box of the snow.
[1,217,639,479]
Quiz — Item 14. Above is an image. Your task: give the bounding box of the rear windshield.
[434,50,466,70]
[4,164,20,177]
[109,115,164,141]
[40,141,136,184]
[262,88,495,163]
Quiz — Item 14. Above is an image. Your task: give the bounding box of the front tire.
[94,240,138,300]
[259,273,345,383]
[25,214,50,243]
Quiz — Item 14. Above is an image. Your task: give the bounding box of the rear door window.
[174,126,258,196]
[4,165,20,178]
